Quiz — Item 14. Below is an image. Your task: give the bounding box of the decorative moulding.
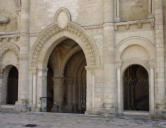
[54,8,71,29]
[114,18,154,31]
[0,15,10,24]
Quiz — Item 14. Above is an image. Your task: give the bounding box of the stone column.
[0,71,2,104]
[115,0,120,22]
[29,68,37,111]
[154,0,166,113]
[37,68,47,112]
[16,0,30,112]
[148,0,153,17]
[116,62,123,114]
[85,66,95,113]
[67,78,73,112]
[103,0,116,113]
[72,79,77,112]
[149,61,155,115]
[52,76,64,112]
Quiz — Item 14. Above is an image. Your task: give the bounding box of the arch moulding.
[30,9,98,70]
[0,43,20,71]
[116,36,156,61]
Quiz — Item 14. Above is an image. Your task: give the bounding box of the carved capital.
[149,60,155,69]
[116,61,122,69]
[0,15,10,24]
[85,65,101,71]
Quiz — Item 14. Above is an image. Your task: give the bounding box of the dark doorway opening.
[47,39,87,114]
[47,65,54,112]
[7,66,18,105]
[123,65,149,111]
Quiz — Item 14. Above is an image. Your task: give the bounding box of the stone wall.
[0,0,20,32]
[0,0,165,117]
[120,0,149,21]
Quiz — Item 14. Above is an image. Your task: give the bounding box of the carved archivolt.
[0,42,19,72]
[116,36,155,61]
[31,8,97,70]
[116,36,155,73]
[0,15,10,24]
[0,42,20,60]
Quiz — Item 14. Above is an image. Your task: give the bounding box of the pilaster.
[16,0,30,112]
[154,0,166,113]
[85,66,96,114]
[103,0,116,113]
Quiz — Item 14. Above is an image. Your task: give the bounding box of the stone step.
[0,105,17,113]
[122,111,150,119]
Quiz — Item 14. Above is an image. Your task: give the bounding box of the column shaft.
[0,72,2,104]
[150,67,155,114]
[37,69,47,111]
[53,77,64,111]
[86,67,95,113]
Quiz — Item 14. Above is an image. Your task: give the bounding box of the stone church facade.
[0,0,166,117]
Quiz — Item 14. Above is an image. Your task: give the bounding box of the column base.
[85,108,117,117]
[51,104,63,112]
[15,101,29,112]
[152,110,166,119]
[30,105,41,112]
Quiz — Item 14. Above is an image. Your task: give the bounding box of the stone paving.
[0,112,166,128]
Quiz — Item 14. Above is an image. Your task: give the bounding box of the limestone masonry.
[0,0,166,118]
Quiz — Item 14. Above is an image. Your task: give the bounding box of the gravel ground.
[0,112,165,128]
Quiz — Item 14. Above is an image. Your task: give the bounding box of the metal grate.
[124,65,149,111]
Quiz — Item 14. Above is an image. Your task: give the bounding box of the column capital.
[30,67,37,74]
[85,65,100,71]
[37,68,48,72]
[115,61,122,68]
[37,68,48,77]
[149,60,156,69]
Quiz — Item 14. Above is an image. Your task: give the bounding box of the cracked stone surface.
[0,112,166,128]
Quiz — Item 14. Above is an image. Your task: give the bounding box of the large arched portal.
[47,39,87,113]
[123,65,149,111]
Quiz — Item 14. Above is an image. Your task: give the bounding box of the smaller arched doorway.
[123,65,149,111]
[2,66,18,105]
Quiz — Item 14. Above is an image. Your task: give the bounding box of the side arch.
[116,36,155,114]
[1,65,19,104]
[122,62,150,76]
[116,36,155,61]
[0,43,20,70]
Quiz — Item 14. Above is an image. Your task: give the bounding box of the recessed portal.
[123,65,149,111]
[47,39,87,113]
[7,66,18,105]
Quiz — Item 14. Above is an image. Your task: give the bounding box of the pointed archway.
[30,8,99,112]
[46,39,86,113]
